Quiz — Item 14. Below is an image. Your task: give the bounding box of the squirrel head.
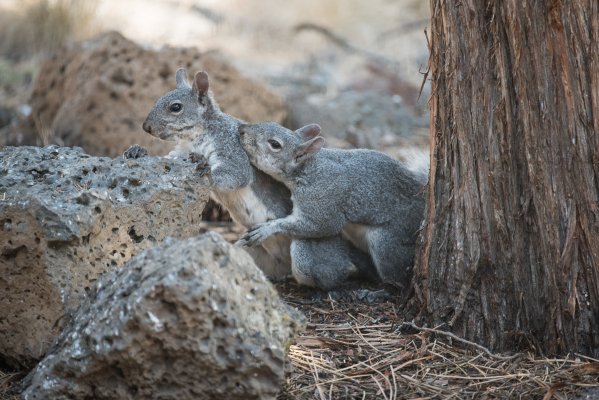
[142,68,219,142]
[238,122,324,183]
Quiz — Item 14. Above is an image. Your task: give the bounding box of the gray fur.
[143,69,375,286]
[143,72,251,192]
[238,122,426,287]
[143,69,290,277]
[291,235,379,290]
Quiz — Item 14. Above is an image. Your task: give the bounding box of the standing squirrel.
[237,122,426,287]
[141,69,375,288]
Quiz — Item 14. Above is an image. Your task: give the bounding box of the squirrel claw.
[234,238,249,247]
[235,235,257,247]
[189,152,211,177]
[195,163,211,177]
[237,223,271,247]
[188,152,204,163]
[123,144,148,159]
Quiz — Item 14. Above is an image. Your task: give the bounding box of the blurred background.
[0,0,430,162]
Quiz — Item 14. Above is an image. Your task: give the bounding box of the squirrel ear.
[294,136,325,163]
[175,68,190,89]
[193,71,210,97]
[295,124,321,140]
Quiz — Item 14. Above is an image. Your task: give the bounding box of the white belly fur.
[176,136,291,276]
[166,140,194,158]
[213,187,292,276]
[213,186,275,228]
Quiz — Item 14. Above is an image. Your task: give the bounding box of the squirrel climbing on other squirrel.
[237,122,426,288]
[139,69,376,289]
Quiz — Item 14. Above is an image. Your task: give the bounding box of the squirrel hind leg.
[290,237,356,290]
[366,227,415,289]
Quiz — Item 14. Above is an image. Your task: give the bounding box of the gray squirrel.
[141,69,375,288]
[237,122,426,288]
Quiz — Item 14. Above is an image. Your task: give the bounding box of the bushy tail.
[398,147,429,183]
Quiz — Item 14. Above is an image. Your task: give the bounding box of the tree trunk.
[414,0,599,355]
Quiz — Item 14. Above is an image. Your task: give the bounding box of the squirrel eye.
[169,103,182,113]
[267,139,282,150]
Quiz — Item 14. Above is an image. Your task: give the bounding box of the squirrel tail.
[399,147,429,183]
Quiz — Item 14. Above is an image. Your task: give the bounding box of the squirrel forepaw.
[189,152,211,177]
[196,162,211,177]
[123,144,148,159]
[236,223,272,247]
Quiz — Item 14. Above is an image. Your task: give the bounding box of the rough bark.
[414,0,599,355]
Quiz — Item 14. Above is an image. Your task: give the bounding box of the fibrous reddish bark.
[414,0,599,355]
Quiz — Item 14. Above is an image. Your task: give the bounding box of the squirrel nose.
[238,124,248,136]
[142,120,151,133]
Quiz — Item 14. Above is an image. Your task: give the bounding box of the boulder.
[13,31,287,156]
[0,145,209,367]
[22,233,303,400]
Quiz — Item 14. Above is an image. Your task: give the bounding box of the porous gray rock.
[22,233,304,400]
[0,145,209,367]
